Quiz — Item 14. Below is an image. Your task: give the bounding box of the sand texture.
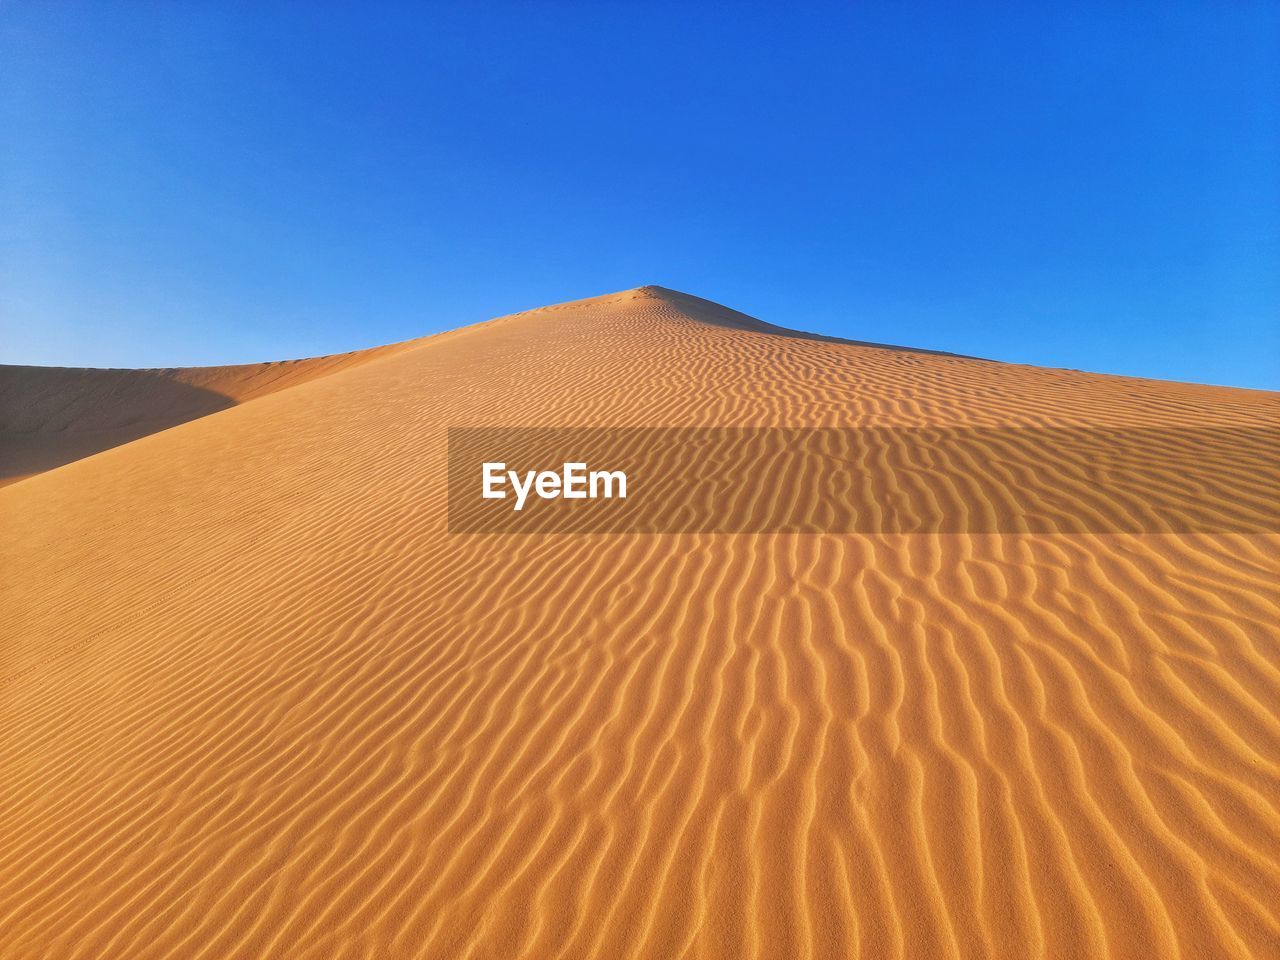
[1,287,1277,959]
[0,336,422,486]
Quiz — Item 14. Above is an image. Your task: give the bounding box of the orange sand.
[1,287,1277,959]
[0,336,421,485]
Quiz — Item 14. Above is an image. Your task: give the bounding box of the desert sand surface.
[0,336,422,486]
[1,286,1277,959]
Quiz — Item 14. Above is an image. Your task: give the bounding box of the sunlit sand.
[2,287,1277,959]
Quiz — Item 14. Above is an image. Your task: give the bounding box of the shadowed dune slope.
[1,286,1278,960]
[0,335,424,485]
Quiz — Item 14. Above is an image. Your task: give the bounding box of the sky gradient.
[2,2,1277,389]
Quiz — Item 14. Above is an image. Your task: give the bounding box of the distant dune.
[0,336,423,486]
[1,287,1277,959]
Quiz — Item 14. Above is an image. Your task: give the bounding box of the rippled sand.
[2,287,1277,959]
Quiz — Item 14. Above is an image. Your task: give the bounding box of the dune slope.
[0,335,422,485]
[1,286,1277,960]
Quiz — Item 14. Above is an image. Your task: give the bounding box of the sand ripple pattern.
[2,287,1278,959]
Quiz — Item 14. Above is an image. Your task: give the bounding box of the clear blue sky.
[2,2,1277,389]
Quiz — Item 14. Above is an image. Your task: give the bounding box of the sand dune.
[0,336,422,486]
[1,286,1277,959]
